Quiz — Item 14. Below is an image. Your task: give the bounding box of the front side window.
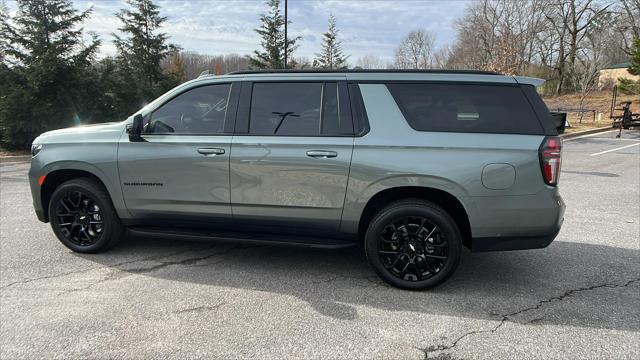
[145,84,231,135]
[386,83,544,135]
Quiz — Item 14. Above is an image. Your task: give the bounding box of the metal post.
[284,0,288,69]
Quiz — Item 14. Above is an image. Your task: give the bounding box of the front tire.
[364,199,462,290]
[48,178,124,253]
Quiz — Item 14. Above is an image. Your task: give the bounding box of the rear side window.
[248,82,350,136]
[250,82,321,135]
[386,83,543,135]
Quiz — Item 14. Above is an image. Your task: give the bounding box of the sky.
[6,0,471,65]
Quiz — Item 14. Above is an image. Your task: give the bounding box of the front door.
[118,82,237,225]
[230,81,354,233]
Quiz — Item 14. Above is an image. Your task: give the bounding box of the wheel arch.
[357,186,472,248]
[39,163,124,222]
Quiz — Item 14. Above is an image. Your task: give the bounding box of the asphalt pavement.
[1,130,638,359]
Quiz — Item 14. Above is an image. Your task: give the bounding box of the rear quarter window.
[386,83,544,135]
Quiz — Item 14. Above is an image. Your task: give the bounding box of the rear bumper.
[471,194,565,252]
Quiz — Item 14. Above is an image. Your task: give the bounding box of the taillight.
[539,136,562,186]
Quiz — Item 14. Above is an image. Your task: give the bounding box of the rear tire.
[48,178,124,253]
[364,199,462,290]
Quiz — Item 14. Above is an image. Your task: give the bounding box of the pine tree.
[0,1,10,63]
[113,0,178,101]
[250,0,300,69]
[628,36,640,76]
[313,14,348,69]
[1,0,99,68]
[0,0,99,149]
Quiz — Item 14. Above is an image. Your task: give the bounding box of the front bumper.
[28,158,47,223]
[471,194,565,252]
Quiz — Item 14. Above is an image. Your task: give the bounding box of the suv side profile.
[29,70,565,290]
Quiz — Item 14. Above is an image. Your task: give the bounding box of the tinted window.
[386,83,543,135]
[145,84,231,134]
[249,82,343,136]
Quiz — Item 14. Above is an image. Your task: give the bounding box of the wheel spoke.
[425,225,439,241]
[418,256,435,274]
[399,259,411,277]
[59,200,73,214]
[383,253,402,270]
[423,253,447,260]
[415,218,426,235]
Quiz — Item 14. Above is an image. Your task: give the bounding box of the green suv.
[29,70,565,290]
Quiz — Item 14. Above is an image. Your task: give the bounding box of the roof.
[603,62,631,70]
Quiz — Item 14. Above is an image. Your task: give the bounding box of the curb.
[561,126,613,139]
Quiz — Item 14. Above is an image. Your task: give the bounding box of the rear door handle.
[198,148,225,156]
[306,150,337,158]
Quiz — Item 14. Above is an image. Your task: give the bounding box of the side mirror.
[127,114,144,141]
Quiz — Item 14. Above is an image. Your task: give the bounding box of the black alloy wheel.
[55,190,104,247]
[377,216,449,282]
[48,178,124,253]
[365,199,462,290]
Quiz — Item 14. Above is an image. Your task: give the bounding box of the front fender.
[29,145,131,221]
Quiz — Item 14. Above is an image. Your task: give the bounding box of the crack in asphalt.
[173,302,226,314]
[2,244,261,292]
[0,249,198,290]
[59,244,261,294]
[421,277,640,359]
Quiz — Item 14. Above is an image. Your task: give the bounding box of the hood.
[33,122,126,144]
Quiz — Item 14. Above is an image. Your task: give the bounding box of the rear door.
[230,80,354,233]
[118,82,239,225]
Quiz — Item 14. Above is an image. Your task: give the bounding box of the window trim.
[520,84,557,136]
[347,82,370,137]
[384,81,545,136]
[233,80,355,137]
[141,82,239,137]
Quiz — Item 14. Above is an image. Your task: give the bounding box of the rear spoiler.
[514,76,545,87]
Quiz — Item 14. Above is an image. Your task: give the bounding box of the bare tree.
[569,18,609,121]
[617,0,640,54]
[355,55,387,69]
[447,0,546,74]
[394,29,435,69]
[544,0,612,94]
[445,0,627,94]
[432,46,452,69]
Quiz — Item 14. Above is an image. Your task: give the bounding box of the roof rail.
[198,70,211,78]
[225,69,502,76]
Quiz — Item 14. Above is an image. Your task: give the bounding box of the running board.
[127,226,357,249]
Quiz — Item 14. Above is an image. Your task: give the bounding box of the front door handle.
[198,148,225,156]
[306,150,337,158]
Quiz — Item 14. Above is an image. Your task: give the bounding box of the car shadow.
[74,234,640,332]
